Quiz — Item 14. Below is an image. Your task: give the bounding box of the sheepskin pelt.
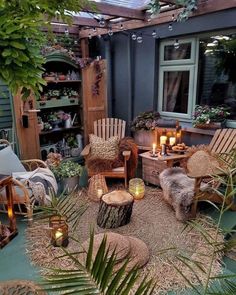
[87,137,138,179]
[159,167,196,222]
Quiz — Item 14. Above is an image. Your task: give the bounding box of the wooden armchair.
[81,118,131,188]
[0,140,48,218]
[187,129,236,216]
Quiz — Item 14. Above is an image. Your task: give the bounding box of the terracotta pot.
[195,121,225,130]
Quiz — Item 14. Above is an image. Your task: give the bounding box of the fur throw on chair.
[87,137,138,179]
[159,167,196,222]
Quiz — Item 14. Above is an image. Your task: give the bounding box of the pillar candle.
[160,136,167,145]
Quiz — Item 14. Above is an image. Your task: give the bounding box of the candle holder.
[129,178,145,200]
[88,174,108,202]
[50,215,69,247]
[160,144,169,156]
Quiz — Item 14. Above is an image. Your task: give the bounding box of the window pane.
[197,33,236,120]
[164,43,191,61]
[162,71,189,113]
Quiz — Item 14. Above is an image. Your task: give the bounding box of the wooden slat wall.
[0,81,12,129]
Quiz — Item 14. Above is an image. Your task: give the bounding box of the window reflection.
[197,33,236,119]
[164,43,191,60]
[163,71,189,113]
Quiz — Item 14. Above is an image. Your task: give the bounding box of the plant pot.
[134,130,156,147]
[194,121,225,130]
[71,147,81,157]
[60,176,80,194]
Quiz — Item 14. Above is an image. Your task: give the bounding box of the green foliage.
[213,39,236,83]
[51,160,83,179]
[42,230,155,294]
[131,110,160,131]
[148,0,197,21]
[172,149,236,294]
[34,190,87,232]
[0,0,90,99]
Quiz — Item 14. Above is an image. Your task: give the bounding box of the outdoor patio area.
[0,0,236,294]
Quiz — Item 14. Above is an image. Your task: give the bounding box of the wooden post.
[80,38,89,58]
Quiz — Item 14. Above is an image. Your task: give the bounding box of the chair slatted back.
[93,118,126,140]
[209,129,236,154]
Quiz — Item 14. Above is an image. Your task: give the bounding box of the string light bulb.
[168,23,173,31]
[108,28,113,36]
[137,34,143,44]
[88,33,92,39]
[152,30,157,38]
[64,28,69,36]
[99,18,105,27]
[174,39,180,49]
[120,23,124,30]
[131,33,137,40]
[93,27,97,33]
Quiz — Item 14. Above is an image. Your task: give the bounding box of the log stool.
[97,190,134,229]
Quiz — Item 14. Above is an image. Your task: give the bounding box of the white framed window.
[158,38,198,119]
[160,38,197,65]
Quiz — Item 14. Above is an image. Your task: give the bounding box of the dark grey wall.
[98,8,236,127]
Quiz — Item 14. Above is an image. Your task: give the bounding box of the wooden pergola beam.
[79,0,236,38]
[82,1,146,20]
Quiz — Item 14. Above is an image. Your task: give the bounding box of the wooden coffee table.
[139,151,189,186]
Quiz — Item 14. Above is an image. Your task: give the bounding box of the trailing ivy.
[0,0,90,99]
[148,0,198,21]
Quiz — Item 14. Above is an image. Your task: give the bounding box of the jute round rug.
[26,186,224,294]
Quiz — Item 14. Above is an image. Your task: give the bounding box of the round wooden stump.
[97,190,134,229]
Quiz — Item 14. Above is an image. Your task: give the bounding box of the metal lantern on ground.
[50,215,69,247]
[129,178,145,200]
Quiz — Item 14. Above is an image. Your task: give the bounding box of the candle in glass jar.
[152,143,156,155]
[55,229,63,246]
[169,137,176,146]
[160,136,167,145]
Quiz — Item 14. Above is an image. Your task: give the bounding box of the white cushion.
[0,146,26,175]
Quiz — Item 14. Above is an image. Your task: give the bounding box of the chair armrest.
[81,144,91,157]
[21,159,48,171]
[122,150,131,161]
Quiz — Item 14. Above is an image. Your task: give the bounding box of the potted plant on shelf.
[131,110,160,147]
[193,105,230,129]
[50,158,83,193]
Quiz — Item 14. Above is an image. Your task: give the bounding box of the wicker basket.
[88,174,108,202]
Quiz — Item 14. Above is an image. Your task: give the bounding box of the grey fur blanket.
[159,167,206,221]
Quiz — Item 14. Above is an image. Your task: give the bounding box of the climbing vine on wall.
[148,0,198,21]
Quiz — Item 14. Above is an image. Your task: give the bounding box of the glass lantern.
[129,178,145,200]
[50,215,69,247]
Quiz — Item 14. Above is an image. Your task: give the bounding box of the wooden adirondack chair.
[81,118,131,188]
[187,128,236,216]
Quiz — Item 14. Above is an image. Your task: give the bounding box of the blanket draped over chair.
[159,167,207,221]
[86,137,138,180]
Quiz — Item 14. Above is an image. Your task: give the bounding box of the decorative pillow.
[89,134,119,160]
[0,146,26,175]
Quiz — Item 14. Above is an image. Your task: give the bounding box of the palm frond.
[42,231,155,294]
[34,189,88,232]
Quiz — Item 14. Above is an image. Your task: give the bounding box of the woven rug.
[26,186,224,294]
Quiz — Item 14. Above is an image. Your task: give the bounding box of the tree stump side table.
[97,190,134,229]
